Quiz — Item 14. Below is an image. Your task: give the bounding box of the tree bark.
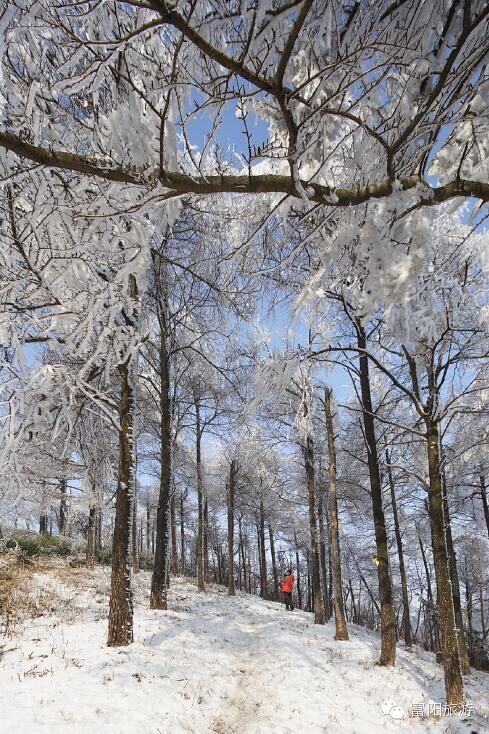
[385,449,412,647]
[357,325,396,664]
[132,472,139,574]
[227,460,236,596]
[324,388,348,640]
[107,359,135,646]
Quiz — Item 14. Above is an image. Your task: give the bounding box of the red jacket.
[281,574,294,593]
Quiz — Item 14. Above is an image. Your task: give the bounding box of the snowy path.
[1,567,488,734]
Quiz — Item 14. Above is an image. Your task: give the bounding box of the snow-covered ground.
[1,562,488,734]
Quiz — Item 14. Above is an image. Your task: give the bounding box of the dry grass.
[0,555,108,640]
[0,555,36,638]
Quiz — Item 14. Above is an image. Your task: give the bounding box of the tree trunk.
[180,489,185,574]
[86,506,96,570]
[425,418,464,707]
[294,531,302,610]
[306,549,312,612]
[317,474,330,619]
[442,467,470,674]
[170,487,179,575]
[95,508,102,554]
[269,524,279,601]
[304,435,325,624]
[194,393,205,592]
[349,578,358,624]
[479,584,486,639]
[324,388,348,640]
[325,500,333,617]
[239,519,247,592]
[418,531,437,654]
[386,449,412,647]
[146,501,151,555]
[203,494,209,583]
[227,461,236,596]
[108,359,135,646]
[150,334,172,609]
[465,579,473,660]
[258,499,268,599]
[480,474,489,539]
[59,479,67,536]
[357,325,396,665]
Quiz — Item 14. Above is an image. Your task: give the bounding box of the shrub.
[9,532,72,558]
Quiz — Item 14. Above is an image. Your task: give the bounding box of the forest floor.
[0,558,488,734]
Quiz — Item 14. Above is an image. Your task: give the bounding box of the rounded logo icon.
[381,699,397,715]
[389,706,405,720]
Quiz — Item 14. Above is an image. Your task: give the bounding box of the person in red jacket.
[279,569,295,611]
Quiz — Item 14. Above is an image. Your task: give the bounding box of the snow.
[1,565,488,734]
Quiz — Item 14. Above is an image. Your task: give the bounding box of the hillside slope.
[1,563,488,734]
